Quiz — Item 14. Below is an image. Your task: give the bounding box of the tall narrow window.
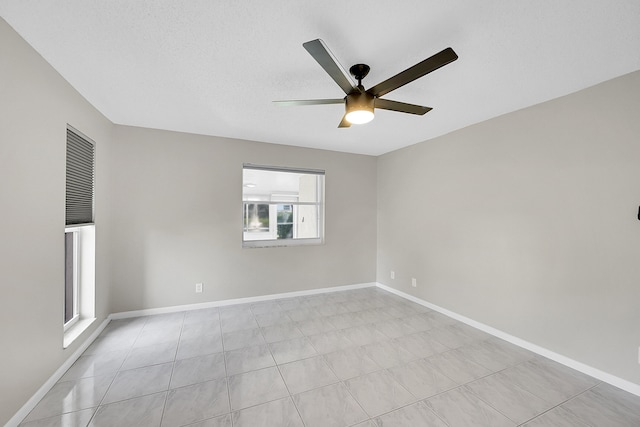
[64,126,95,336]
[64,231,77,324]
[242,164,325,248]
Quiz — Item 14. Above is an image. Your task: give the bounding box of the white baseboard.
[110,282,377,319]
[6,318,111,427]
[376,282,640,397]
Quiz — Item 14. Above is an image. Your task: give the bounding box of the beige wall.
[107,126,377,312]
[377,70,640,385]
[0,18,114,425]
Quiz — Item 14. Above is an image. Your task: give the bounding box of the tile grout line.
[160,313,187,425]
[217,308,235,427]
[514,381,603,427]
[263,328,308,427]
[153,312,184,427]
[85,316,150,426]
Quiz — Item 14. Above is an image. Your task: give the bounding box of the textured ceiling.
[1,1,639,155]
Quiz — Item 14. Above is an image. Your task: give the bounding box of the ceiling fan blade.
[273,99,344,107]
[375,99,432,115]
[338,115,351,128]
[367,47,458,98]
[303,39,358,95]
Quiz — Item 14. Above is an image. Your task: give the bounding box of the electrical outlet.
[411,278,417,287]
[390,271,395,279]
[195,283,203,293]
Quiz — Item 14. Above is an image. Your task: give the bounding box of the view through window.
[243,164,325,247]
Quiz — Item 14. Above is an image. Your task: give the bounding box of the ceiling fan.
[274,39,458,127]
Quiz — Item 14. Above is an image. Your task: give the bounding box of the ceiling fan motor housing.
[346,91,374,110]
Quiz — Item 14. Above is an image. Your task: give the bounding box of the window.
[64,230,78,326]
[64,126,96,345]
[243,164,325,247]
[277,204,294,239]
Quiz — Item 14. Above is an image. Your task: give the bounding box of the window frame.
[63,229,79,332]
[63,125,97,347]
[242,164,325,248]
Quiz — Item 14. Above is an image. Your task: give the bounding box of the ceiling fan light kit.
[274,39,458,128]
[345,92,375,124]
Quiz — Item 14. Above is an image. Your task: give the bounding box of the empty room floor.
[20,287,640,426]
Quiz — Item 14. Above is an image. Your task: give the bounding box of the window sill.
[243,237,323,248]
[63,317,96,349]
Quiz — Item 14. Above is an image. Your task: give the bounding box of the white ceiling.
[1,1,639,156]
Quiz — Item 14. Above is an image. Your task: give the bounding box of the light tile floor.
[20,287,640,426]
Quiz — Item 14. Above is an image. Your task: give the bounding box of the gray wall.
[108,125,377,313]
[0,18,114,425]
[377,70,640,385]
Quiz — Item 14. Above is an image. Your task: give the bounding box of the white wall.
[107,125,377,312]
[377,70,640,385]
[0,18,114,425]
